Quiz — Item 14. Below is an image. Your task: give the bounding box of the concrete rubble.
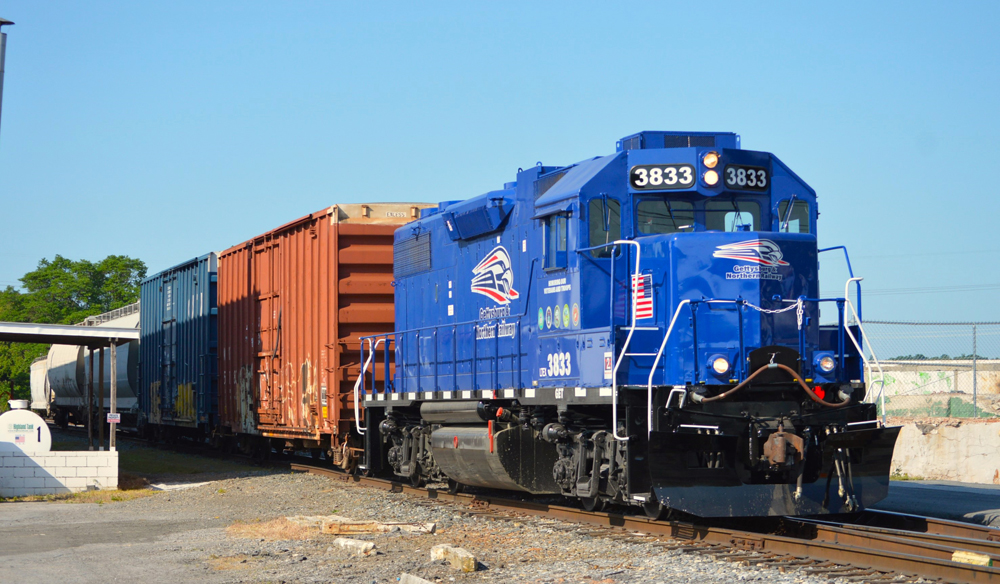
[332,537,376,555]
[285,514,436,534]
[431,543,478,572]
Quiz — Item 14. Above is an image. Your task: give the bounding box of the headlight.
[711,356,730,375]
[702,151,719,169]
[703,170,719,186]
[817,355,836,373]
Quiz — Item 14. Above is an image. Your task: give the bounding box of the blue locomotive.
[359,131,898,518]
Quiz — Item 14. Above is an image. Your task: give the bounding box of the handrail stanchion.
[610,240,641,442]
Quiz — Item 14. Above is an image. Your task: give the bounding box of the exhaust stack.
[0,18,13,144]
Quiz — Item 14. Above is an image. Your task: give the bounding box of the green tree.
[0,255,146,405]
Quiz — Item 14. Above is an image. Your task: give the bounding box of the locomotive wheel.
[446,478,463,495]
[643,499,667,520]
[410,464,425,488]
[581,497,605,512]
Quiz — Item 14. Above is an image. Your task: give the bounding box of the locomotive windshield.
[631,196,764,235]
[705,199,760,232]
[778,199,811,233]
[636,200,694,234]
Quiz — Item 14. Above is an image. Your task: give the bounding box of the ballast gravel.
[3,469,894,584]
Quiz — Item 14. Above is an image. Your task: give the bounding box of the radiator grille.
[394,234,432,279]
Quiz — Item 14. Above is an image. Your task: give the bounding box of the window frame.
[587,197,622,258]
[543,213,569,271]
[776,199,811,234]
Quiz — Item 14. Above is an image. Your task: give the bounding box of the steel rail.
[291,463,1000,583]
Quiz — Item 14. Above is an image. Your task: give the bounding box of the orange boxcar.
[217,203,431,464]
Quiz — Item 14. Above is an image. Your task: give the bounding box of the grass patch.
[891,471,925,481]
[227,517,317,541]
[207,554,256,571]
[2,487,156,504]
[120,448,254,476]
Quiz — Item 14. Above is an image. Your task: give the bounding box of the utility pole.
[0,18,13,144]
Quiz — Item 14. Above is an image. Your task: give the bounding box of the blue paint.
[139,253,218,432]
[376,132,862,394]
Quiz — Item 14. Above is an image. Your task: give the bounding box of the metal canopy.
[0,321,138,346]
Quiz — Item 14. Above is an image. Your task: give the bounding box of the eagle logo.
[471,246,520,305]
[713,239,790,267]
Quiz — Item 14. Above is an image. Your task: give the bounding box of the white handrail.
[646,300,691,438]
[353,337,386,435]
[611,240,641,442]
[841,277,886,421]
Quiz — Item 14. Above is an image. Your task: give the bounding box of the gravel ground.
[1,465,890,584]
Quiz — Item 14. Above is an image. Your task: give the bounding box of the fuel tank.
[430,425,560,494]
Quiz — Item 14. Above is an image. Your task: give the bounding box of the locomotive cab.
[359,131,898,518]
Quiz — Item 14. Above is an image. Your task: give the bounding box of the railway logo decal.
[713,239,788,281]
[713,240,789,267]
[471,246,520,305]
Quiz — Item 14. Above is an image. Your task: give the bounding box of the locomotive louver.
[393,234,431,279]
[664,135,715,148]
[534,170,568,200]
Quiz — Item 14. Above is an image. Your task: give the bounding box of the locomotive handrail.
[646,299,692,437]
[611,240,641,442]
[842,277,886,422]
[353,337,385,435]
[819,246,862,322]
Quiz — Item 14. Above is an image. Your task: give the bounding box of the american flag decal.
[631,274,654,320]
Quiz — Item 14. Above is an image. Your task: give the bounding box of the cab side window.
[588,198,621,258]
[545,214,568,269]
[777,200,810,233]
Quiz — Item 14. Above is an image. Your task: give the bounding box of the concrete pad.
[148,481,215,491]
[874,480,1000,527]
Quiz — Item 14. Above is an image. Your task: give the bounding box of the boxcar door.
[255,238,284,428]
[161,274,177,422]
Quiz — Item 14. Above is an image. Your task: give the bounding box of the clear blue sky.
[0,1,998,323]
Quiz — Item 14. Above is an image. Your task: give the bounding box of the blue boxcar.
[139,253,218,437]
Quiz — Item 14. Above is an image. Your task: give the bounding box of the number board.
[629,164,696,190]
[724,165,768,191]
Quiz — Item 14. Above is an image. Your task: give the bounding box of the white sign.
[107,413,121,424]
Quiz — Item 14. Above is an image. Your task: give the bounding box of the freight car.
[359,131,899,518]
[138,253,218,441]
[46,303,141,428]
[217,203,432,463]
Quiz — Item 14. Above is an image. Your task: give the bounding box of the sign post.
[110,340,117,451]
[0,18,11,144]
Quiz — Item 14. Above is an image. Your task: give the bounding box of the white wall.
[0,450,118,498]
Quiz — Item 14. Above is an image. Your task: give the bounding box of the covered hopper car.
[45,303,141,429]
[358,131,899,518]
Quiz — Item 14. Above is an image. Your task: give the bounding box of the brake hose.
[700,362,850,408]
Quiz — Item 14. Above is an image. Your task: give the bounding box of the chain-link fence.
[861,321,1000,419]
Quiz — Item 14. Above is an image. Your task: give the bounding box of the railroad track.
[52,423,1000,582]
[292,462,1000,584]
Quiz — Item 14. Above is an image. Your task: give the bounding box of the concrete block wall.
[890,419,1000,484]
[0,450,118,498]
